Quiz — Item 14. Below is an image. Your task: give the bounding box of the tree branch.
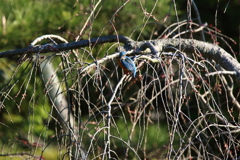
[0,35,135,58]
[1,36,240,84]
[150,38,240,85]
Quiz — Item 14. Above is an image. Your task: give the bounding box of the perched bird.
[118,51,137,78]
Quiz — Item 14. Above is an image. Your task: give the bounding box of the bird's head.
[119,51,127,58]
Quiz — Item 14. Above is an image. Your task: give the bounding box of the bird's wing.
[121,57,136,73]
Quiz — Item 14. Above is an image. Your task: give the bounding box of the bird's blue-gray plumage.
[119,51,136,78]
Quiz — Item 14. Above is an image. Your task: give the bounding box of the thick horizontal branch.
[1,35,240,84]
[0,35,135,58]
[148,39,240,85]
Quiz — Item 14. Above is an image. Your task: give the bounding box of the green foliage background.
[0,0,174,49]
[0,0,174,131]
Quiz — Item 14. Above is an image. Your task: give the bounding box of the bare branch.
[1,36,240,84]
[0,35,135,58]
